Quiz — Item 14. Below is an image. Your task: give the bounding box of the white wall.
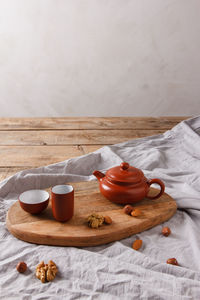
[0,0,200,117]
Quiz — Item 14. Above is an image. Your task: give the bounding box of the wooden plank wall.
[0,117,188,181]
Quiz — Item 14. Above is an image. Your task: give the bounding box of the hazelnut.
[123,205,133,215]
[162,227,171,237]
[166,258,178,266]
[131,208,141,217]
[16,261,27,273]
[104,216,112,224]
[132,239,143,251]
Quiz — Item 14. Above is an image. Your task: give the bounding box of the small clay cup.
[19,190,49,214]
[51,185,74,222]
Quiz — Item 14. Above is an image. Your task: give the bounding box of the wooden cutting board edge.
[6,210,176,247]
[6,189,177,247]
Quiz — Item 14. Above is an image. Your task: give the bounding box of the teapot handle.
[146,178,165,199]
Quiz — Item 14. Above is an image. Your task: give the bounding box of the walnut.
[36,260,58,283]
[46,260,58,282]
[36,261,46,283]
[87,213,104,228]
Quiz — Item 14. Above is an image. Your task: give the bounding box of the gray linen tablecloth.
[1,116,200,299]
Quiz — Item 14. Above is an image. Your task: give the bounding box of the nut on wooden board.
[123,205,133,215]
[104,216,112,224]
[87,213,104,228]
[87,213,112,228]
[131,208,142,217]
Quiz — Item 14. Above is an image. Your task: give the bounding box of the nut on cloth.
[36,260,58,283]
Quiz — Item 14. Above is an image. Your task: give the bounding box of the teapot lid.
[106,162,144,184]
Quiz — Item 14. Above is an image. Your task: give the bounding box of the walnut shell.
[36,260,58,283]
[87,213,104,228]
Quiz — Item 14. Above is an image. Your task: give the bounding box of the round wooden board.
[6,181,177,247]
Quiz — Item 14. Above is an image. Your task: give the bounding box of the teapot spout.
[93,170,105,181]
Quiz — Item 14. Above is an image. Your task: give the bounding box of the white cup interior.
[52,185,73,195]
[19,190,49,204]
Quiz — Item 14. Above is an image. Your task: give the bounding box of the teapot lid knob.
[120,162,129,171]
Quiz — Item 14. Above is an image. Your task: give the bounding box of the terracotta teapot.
[93,162,165,204]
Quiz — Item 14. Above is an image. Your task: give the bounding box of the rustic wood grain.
[0,129,169,146]
[6,181,177,247]
[0,117,188,130]
[0,117,188,180]
[0,145,84,167]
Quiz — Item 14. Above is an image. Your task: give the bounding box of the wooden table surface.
[0,117,188,181]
